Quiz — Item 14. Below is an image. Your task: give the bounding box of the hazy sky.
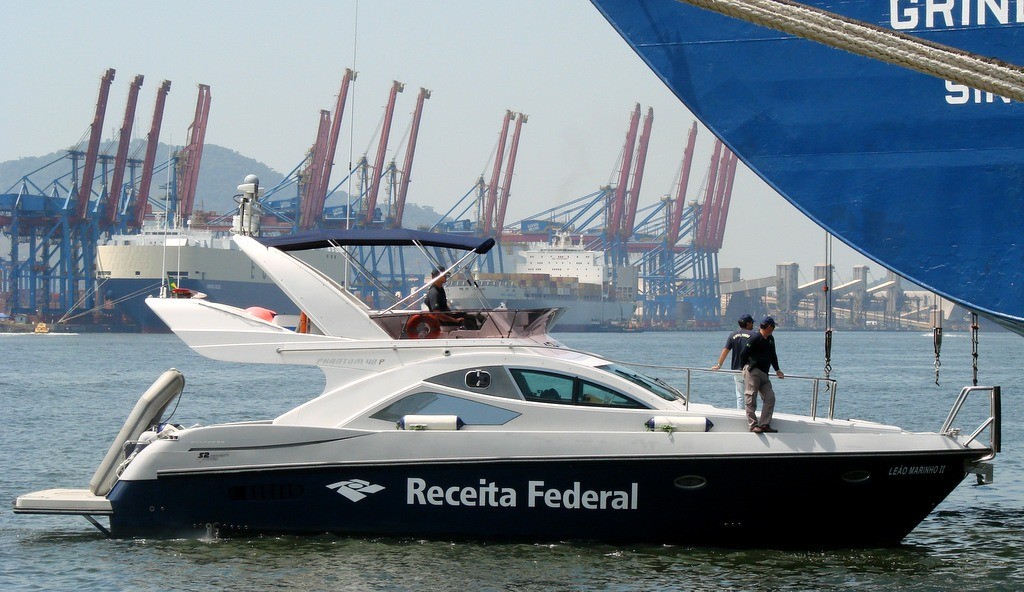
[1,0,878,284]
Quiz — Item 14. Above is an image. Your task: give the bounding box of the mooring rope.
[933,309,943,387]
[677,0,1024,101]
[823,232,833,379]
[971,312,980,387]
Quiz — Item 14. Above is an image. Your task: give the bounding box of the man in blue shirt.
[738,316,785,433]
[712,314,755,408]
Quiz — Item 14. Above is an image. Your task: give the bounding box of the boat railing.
[681,368,837,419]
[369,308,564,340]
[940,385,1001,461]
[606,361,838,419]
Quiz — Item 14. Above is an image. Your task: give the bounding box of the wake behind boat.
[14,178,1000,547]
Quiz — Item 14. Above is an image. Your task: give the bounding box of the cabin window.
[511,369,575,404]
[598,363,684,402]
[370,392,520,426]
[510,369,647,409]
[579,380,646,408]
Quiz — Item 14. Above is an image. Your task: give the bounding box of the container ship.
[445,233,637,332]
[96,221,341,332]
[97,224,637,333]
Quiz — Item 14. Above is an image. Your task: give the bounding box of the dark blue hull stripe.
[108,450,983,547]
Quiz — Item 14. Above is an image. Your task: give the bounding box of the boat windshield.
[598,364,683,402]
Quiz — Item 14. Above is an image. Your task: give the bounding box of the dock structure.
[4,72,937,332]
[720,262,924,331]
[0,70,206,326]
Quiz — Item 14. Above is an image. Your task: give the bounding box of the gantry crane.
[432,110,526,273]
[74,68,116,223]
[175,84,211,224]
[502,114,732,326]
[492,111,526,240]
[103,74,145,229]
[392,87,431,228]
[298,110,333,231]
[482,110,513,236]
[363,80,404,226]
[131,80,172,230]
[1,69,191,325]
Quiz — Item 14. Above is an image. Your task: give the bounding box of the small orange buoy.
[244,306,277,322]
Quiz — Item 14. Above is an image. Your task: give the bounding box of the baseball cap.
[738,314,754,325]
[761,316,776,327]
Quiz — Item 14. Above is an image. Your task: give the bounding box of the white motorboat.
[14,182,1000,547]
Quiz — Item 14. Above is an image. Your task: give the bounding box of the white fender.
[644,416,714,433]
[89,369,185,496]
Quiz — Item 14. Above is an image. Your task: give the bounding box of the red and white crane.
[299,69,356,230]
[620,106,653,239]
[75,68,116,222]
[482,110,513,235]
[493,112,527,239]
[393,86,431,228]
[667,122,698,246]
[364,80,404,225]
[299,110,333,231]
[175,84,211,224]
[103,74,144,228]
[607,104,641,239]
[132,80,171,230]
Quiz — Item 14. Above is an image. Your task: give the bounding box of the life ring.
[405,314,441,339]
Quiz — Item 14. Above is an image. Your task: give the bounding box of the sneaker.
[750,425,763,433]
[759,424,778,433]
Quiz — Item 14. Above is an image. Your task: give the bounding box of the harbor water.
[2,330,1023,591]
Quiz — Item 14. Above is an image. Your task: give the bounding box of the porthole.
[466,370,491,388]
[842,470,871,484]
[673,475,708,490]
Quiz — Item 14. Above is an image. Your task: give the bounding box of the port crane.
[504,112,733,327]
[131,80,172,230]
[174,84,211,224]
[0,69,197,326]
[296,69,356,232]
[432,110,526,274]
[102,74,144,229]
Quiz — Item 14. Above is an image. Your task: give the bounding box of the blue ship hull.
[590,0,1024,331]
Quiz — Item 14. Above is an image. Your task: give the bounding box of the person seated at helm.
[425,267,474,328]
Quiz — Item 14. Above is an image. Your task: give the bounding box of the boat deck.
[14,488,112,515]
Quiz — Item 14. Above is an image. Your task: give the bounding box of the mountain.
[0,142,446,228]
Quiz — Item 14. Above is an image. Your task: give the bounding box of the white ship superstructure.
[447,233,638,331]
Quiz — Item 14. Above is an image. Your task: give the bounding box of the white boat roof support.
[232,234,389,340]
[383,245,487,314]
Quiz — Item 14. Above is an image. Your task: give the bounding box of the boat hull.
[108,450,979,547]
[102,277,300,333]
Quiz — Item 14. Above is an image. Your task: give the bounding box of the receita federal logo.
[326,479,386,502]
